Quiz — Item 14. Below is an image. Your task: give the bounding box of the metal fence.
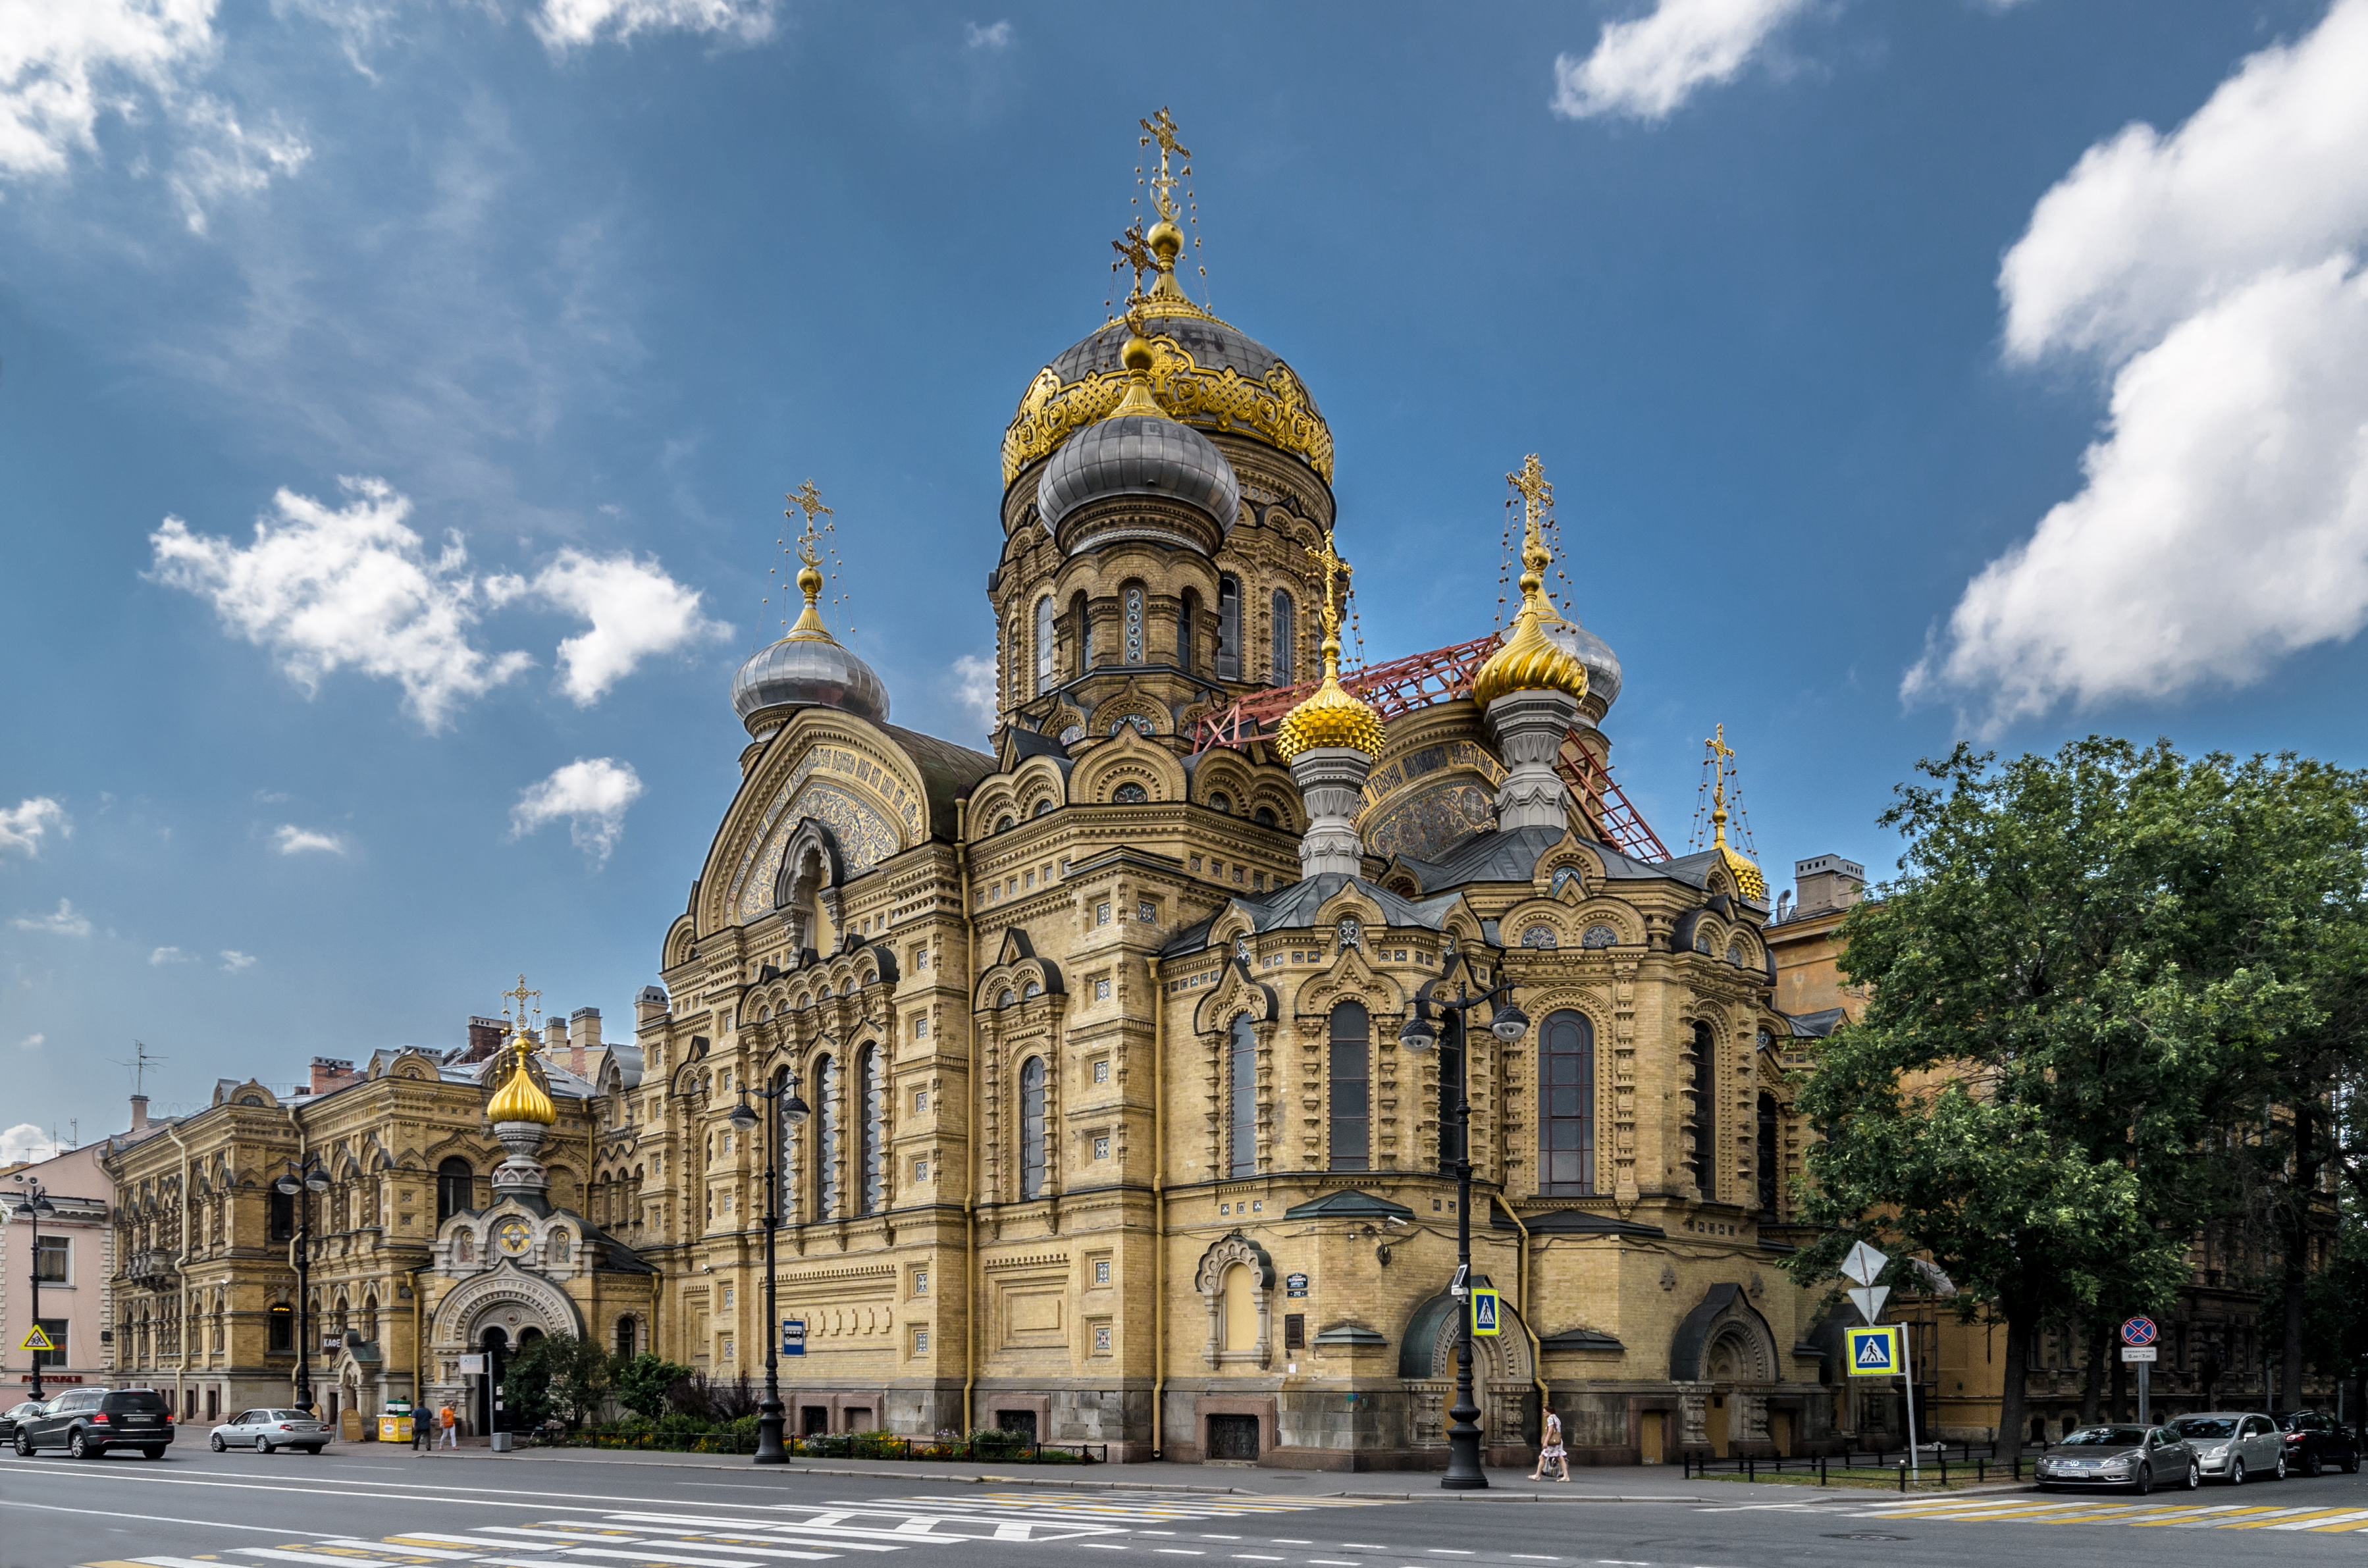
[529,1428,1104,1464]
[1682,1440,2041,1490]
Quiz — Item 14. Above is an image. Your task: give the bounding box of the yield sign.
[1841,1240,1889,1288]
[1847,1285,1891,1325]
[20,1326,55,1351]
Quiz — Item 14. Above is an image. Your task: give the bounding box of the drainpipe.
[165,1121,192,1418]
[408,1266,425,1411]
[1492,1196,1549,1430]
[1149,954,1166,1459]
[957,797,979,1437]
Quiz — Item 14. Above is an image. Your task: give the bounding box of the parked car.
[2034,1424,2200,1494]
[2278,1411,2363,1477]
[0,1400,45,1445]
[13,1386,174,1459]
[2168,1412,2287,1484]
[207,1408,332,1455]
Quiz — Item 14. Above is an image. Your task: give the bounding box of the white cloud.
[517,548,729,706]
[0,797,66,857]
[273,823,350,856]
[0,1122,61,1163]
[18,1033,43,1051]
[167,92,311,236]
[13,899,93,937]
[150,476,533,731]
[0,0,217,178]
[509,757,643,862]
[219,949,257,971]
[149,945,191,964]
[532,0,776,51]
[964,20,1012,51]
[1550,0,1810,122]
[952,653,997,739]
[1909,0,2368,729]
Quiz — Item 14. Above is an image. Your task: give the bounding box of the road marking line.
[2211,1507,2357,1529]
[232,1551,408,1568]
[603,1514,972,1546]
[2265,1510,2368,1530]
[375,1539,544,1551]
[126,1557,234,1568]
[479,1532,637,1544]
[320,1544,476,1561]
[560,1552,779,1568]
[1232,1556,1285,1561]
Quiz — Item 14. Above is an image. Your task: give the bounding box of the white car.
[2168,1412,2286,1484]
[207,1408,332,1455]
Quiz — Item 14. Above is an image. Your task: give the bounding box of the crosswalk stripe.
[128,1557,236,1568]
[478,1530,637,1544]
[596,1515,951,1546]
[376,1538,544,1551]
[2215,1507,2359,1529]
[2265,1509,2368,1530]
[235,1551,409,1568]
[320,1544,477,1561]
[558,1550,779,1568]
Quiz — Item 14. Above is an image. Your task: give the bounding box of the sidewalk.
[384,1443,1724,1501]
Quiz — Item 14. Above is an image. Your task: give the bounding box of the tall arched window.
[1687,1022,1716,1199]
[1071,592,1093,675]
[1540,1010,1595,1195]
[1177,588,1199,673]
[1216,575,1242,680]
[1327,1002,1369,1171]
[615,1315,639,1358]
[815,1055,839,1219]
[1228,1014,1258,1178]
[1756,1091,1779,1216]
[436,1158,473,1223]
[856,1045,885,1215]
[776,1067,799,1226]
[1019,1056,1047,1200]
[1271,590,1296,684]
[1034,596,1055,694]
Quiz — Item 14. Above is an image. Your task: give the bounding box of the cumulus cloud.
[964,20,1012,51]
[532,0,776,51]
[1908,0,2368,729]
[219,949,256,971]
[509,757,643,862]
[512,548,729,706]
[151,477,533,730]
[0,0,217,178]
[951,654,998,739]
[0,1123,61,1163]
[1551,0,1810,122]
[150,945,191,964]
[273,824,350,856]
[0,797,66,857]
[13,899,92,936]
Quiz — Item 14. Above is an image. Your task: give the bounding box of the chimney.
[465,1016,507,1062]
[309,1057,359,1095]
[1793,854,1867,918]
[569,1007,600,1077]
[544,1018,567,1059]
[129,1094,149,1131]
[635,985,670,1029]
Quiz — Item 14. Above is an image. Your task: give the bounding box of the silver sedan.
[206,1408,332,1454]
[2169,1412,2287,1484]
[2034,1424,2201,1494]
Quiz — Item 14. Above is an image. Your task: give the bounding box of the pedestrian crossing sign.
[1470,1288,1500,1336]
[1846,1324,1898,1376]
[19,1326,54,1352]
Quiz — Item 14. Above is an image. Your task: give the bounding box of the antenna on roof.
[110,1039,168,1099]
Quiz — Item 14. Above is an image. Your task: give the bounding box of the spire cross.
[1302,534,1352,648]
[1111,219,1153,301]
[501,974,540,1037]
[785,480,831,568]
[1509,452,1553,541]
[1139,107,1190,222]
[1707,723,1735,836]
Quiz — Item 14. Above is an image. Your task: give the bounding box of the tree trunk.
[1997,1305,2036,1464]
[2279,1100,2317,1415]
[2079,1314,2108,1424]
[2111,1333,2128,1422]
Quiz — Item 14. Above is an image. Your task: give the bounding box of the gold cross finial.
[1510,453,1553,535]
[1302,533,1352,645]
[785,480,831,567]
[1111,219,1153,303]
[1139,107,1190,222]
[1707,723,1735,833]
[501,974,541,1038]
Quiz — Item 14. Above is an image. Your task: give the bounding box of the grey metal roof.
[1282,1189,1416,1221]
[1036,411,1241,535]
[1544,613,1621,708]
[876,723,998,841]
[1159,872,1457,956]
[1492,1206,1666,1238]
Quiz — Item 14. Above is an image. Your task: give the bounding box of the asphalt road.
[3,1445,2365,1568]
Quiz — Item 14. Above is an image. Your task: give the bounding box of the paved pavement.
[3,1442,2363,1568]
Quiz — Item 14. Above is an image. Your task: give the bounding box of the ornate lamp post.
[1398,952,1529,1491]
[273,1157,332,1411]
[730,1074,810,1465]
[9,1176,58,1401]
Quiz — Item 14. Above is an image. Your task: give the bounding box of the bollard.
[1820,1454,1828,1486]
[1898,1459,1907,1493]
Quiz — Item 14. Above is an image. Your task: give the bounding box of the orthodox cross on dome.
[785,479,833,561]
[1302,533,1352,645]
[1111,219,1153,304]
[779,479,843,643]
[1139,107,1190,223]
[501,973,541,1039]
[1509,452,1554,542]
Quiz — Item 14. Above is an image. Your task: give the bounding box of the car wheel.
[303,1446,325,1455]
[2345,1451,2360,1475]
[2185,1462,2201,1490]
[142,1447,165,1460]
[13,1434,30,1457]
[2275,1453,2287,1480]
[2305,1450,2323,1477]
[2229,1456,2246,1485]
[209,1434,226,1452]
[68,1432,92,1460]
[2134,1464,2153,1495]
[258,1438,274,1455]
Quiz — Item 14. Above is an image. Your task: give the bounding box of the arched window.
[1019,1056,1047,1200]
[1178,588,1199,673]
[815,1055,839,1220]
[1216,575,1242,680]
[856,1044,885,1215]
[615,1315,639,1358]
[1253,806,1276,827]
[1582,924,1619,948]
[775,1068,799,1226]
[1113,782,1148,804]
[1327,1003,1369,1172]
[1209,791,1232,815]
[1520,925,1558,949]
[1540,1010,1595,1195]
[1227,1014,1258,1178]
[1757,1092,1779,1217]
[1271,590,1296,683]
[1687,1022,1716,1199]
[1034,596,1055,694]
[1070,592,1092,674]
[1551,866,1583,898]
[1124,585,1145,665]
[436,1158,473,1224]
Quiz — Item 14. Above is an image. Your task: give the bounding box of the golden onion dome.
[1717,838,1768,904]
[1275,534,1384,761]
[1472,455,1591,710]
[486,1034,557,1125]
[1702,724,1766,902]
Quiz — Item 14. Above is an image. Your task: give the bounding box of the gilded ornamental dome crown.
[730,482,889,735]
[1471,455,1591,710]
[487,980,558,1127]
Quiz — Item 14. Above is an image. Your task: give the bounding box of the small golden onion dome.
[1471,467,1590,708]
[486,1035,557,1125]
[1718,838,1768,904]
[1275,626,1384,762]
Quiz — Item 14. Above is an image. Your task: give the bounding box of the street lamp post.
[1398,954,1529,1492]
[730,1075,810,1466]
[10,1176,58,1401]
[273,1157,332,1412]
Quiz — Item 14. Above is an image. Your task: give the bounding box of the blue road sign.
[782,1319,806,1357]
[1471,1288,1500,1336]
[1846,1324,1899,1376]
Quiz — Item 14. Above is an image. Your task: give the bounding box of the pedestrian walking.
[1528,1409,1568,1482]
[438,1402,459,1449]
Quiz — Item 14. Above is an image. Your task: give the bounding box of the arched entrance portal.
[477,1326,508,1436]
[1670,1283,1782,1457]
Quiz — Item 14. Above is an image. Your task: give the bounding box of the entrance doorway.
[477,1326,509,1435]
[1770,1409,1794,1457]
[1706,1395,1730,1457]
[1207,1413,1259,1461]
[1639,1410,1665,1463]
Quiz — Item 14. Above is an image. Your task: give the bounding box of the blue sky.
[5,0,2365,1156]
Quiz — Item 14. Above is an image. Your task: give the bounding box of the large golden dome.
[487,1033,557,1126]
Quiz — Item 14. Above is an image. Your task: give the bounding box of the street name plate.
[2120,1346,2157,1362]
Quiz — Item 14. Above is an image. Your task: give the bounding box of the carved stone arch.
[1011,754,1069,818]
[770,816,847,953]
[968,778,1021,834]
[422,1129,488,1166]
[1192,954,1279,1035]
[1244,778,1303,832]
[1194,1231,1277,1370]
[1670,1282,1779,1384]
[664,913,696,971]
[1072,725,1187,804]
[1570,898,1642,948]
[1537,837,1604,898]
[1398,1284,1537,1384]
[1292,943,1406,1021]
[429,1258,586,1352]
[1500,896,1573,951]
[389,1047,439,1082]
[1192,750,1257,812]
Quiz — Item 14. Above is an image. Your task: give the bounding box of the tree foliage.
[502,1333,612,1430]
[613,1353,693,1422]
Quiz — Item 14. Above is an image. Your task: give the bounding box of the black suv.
[14,1387,174,1459]
[2280,1411,2362,1477]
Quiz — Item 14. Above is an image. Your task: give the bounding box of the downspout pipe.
[957,797,979,1437]
[1492,1196,1549,1430]
[1149,954,1166,1459]
[165,1121,192,1419]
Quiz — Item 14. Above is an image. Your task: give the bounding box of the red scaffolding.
[1188,634,1671,863]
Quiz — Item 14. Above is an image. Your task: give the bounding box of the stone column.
[1485,687,1581,831]
[1288,747,1375,878]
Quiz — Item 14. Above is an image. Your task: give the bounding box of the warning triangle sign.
[1855,1335,1889,1366]
[20,1326,55,1351]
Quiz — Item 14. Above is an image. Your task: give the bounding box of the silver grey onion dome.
[1035,412,1242,535]
[729,635,889,730]
[1543,614,1623,710]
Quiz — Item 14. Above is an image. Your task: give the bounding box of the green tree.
[613,1353,693,1423]
[1783,739,2368,1460]
[502,1334,613,1430]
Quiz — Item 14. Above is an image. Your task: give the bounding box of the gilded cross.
[1139,107,1190,222]
[1508,453,1553,539]
[1707,723,1735,819]
[1111,219,1153,300]
[785,479,831,565]
[501,973,540,1035]
[1302,533,1352,640]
